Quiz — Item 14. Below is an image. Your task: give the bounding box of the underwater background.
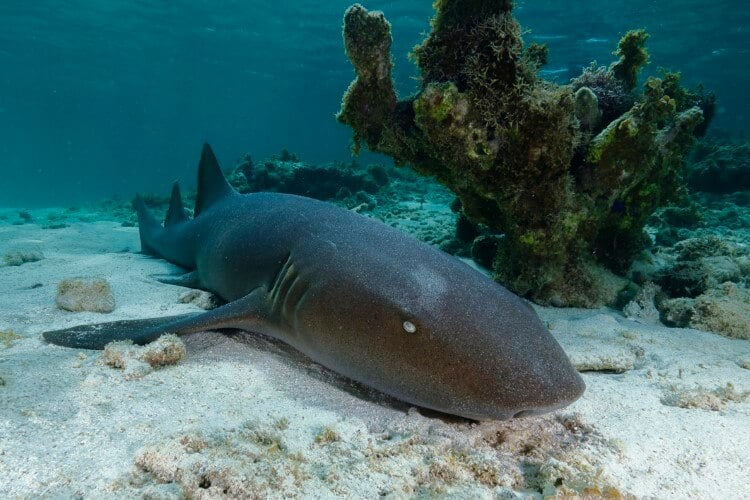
[2,1,750,497]
[0,0,747,206]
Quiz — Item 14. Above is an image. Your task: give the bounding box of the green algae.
[610,29,650,91]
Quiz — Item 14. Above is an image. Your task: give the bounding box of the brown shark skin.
[44,144,585,421]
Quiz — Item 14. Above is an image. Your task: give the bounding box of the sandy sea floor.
[0,209,749,498]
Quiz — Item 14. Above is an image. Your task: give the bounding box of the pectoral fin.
[43,288,272,350]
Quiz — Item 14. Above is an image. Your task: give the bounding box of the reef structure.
[337,1,713,306]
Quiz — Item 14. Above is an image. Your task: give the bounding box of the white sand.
[1,219,749,498]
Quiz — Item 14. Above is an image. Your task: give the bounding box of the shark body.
[43,144,585,420]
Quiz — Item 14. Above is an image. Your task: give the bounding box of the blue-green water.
[0,0,747,205]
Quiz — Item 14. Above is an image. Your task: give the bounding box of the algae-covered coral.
[338,1,713,306]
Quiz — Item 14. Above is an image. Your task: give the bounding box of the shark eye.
[402,320,417,334]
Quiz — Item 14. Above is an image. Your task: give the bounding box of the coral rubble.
[132,413,622,498]
[337,1,712,306]
[660,282,750,339]
[631,212,750,337]
[661,382,750,411]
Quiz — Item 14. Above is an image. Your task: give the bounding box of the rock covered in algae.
[55,277,116,313]
[338,1,713,307]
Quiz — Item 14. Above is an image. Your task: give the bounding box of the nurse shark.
[43,144,584,420]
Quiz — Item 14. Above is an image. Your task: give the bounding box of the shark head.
[290,229,585,421]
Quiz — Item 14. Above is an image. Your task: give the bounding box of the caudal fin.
[43,289,271,349]
[194,143,236,217]
[42,314,201,349]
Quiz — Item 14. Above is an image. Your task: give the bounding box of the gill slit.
[269,252,293,304]
[269,252,310,332]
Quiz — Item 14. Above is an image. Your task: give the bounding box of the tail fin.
[42,314,201,349]
[43,288,271,349]
[194,143,235,217]
[132,195,162,256]
[165,181,189,227]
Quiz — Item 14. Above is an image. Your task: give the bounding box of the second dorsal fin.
[165,181,189,227]
[194,143,235,217]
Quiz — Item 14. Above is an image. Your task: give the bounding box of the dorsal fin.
[165,181,189,227]
[194,143,235,217]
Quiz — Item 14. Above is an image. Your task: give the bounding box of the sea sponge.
[140,334,187,367]
[574,87,602,131]
[55,278,116,313]
[571,63,634,129]
[102,334,186,380]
